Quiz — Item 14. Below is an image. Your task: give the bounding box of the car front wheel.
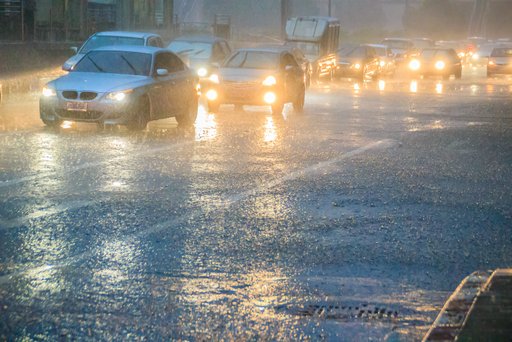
[127,96,149,131]
[42,117,62,128]
[175,96,198,127]
[293,86,305,113]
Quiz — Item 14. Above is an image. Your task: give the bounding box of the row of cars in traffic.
[40,31,308,130]
[40,30,512,131]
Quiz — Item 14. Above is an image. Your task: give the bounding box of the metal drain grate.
[275,302,404,321]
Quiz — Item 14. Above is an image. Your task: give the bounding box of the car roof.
[94,31,160,39]
[172,35,225,43]
[90,45,168,54]
[235,48,285,54]
[364,44,388,49]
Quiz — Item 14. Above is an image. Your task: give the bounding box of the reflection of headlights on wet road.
[42,86,57,97]
[262,76,277,86]
[435,61,445,70]
[263,92,277,104]
[409,59,421,71]
[197,67,208,77]
[206,89,218,101]
[106,90,132,101]
[209,74,220,84]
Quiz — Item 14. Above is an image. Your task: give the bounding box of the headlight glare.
[107,90,132,101]
[197,67,208,77]
[209,74,220,84]
[354,63,361,70]
[42,87,57,97]
[262,76,277,86]
[409,59,421,71]
[263,92,276,104]
[435,61,445,70]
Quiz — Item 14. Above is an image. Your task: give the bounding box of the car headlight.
[435,61,445,70]
[206,89,218,101]
[488,60,495,66]
[106,90,132,101]
[42,86,57,97]
[263,92,277,104]
[209,74,220,84]
[197,67,208,77]
[262,75,277,86]
[472,53,479,60]
[409,59,421,71]
[379,60,386,67]
[458,52,466,58]
[353,63,361,70]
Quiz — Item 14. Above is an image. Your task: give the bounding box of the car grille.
[56,109,103,121]
[61,90,98,100]
[223,80,260,92]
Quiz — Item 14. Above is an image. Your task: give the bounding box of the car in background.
[366,43,396,76]
[168,35,231,81]
[408,48,462,79]
[62,31,164,70]
[41,46,199,130]
[335,45,380,80]
[267,45,312,88]
[205,48,305,115]
[411,38,436,50]
[487,46,512,76]
[381,38,414,64]
[436,40,469,61]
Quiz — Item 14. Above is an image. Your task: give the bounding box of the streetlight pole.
[281,0,289,39]
[328,0,332,17]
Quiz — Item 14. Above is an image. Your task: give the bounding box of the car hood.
[219,68,275,82]
[338,56,365,65]
[489,56,512,64]
[50,72,149,92]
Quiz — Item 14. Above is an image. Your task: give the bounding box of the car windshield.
[384,40,412,49]
[79,35,145,54]
[341,46,367,58]
[73,51,152,76]
[168,41,213,59]
[224,51,279,69]
[413,39,434,48]
[421,49,456,60]
[491,47,512,57]
[286,41,320,57]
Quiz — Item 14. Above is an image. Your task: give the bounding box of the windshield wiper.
[86,55,105,72]
[120,55,138,74]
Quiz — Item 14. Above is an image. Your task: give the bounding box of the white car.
[63,31,164,71]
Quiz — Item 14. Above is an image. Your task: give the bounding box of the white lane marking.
[0,200,94,230]
[0,139,397,284]
[0,140,194,189]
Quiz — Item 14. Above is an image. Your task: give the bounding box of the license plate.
[66,101,87,111]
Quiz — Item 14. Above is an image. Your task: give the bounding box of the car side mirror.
[156,68,169,77]
[70,46,78,54]
[62,63,72,72]
[285,65,295,72]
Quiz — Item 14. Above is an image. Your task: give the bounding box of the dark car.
[168,35,231,80]
[335,45,380,80]
[487,46,512,76]
[367,44,397,76]
[41,46,199,130]
[408,48,462,79]
[381,38,415,64]
[205,48,306,115]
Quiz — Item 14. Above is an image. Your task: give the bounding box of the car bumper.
[40,95,137,125]
[208,83,282,106]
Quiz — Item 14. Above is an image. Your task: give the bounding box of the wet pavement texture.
[1,65,512,340]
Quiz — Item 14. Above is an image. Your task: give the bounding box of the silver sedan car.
[40,46,199,130]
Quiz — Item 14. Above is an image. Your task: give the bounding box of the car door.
[150,52,189,118]
[281,53,303,102]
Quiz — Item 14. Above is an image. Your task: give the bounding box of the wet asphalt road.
[0,66,511,340]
